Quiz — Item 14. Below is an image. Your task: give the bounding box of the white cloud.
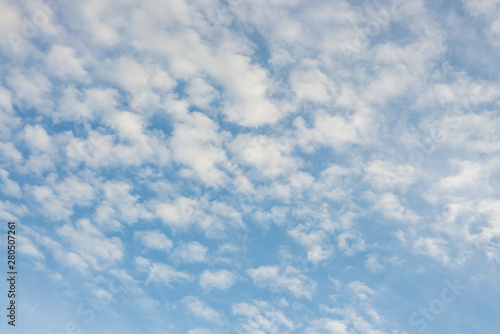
[0,87,20,140]
[23,124,53,153]
[247,265,316,299]
[413,237,450,264]
[294,109,373,153]
[230,134,299,178]
[0,142,22,165]
[202,199,244,236]
[365,191,419,223]
[105,58,176,111]
[110,111,151,147]
[288,223,334,263]
[106,57,154,93]
[156,197,243,238]
[320,305,387,334]
[65,120,170,169]
[462,0,499,18]
[337,233,366,257]
[31,185,72,219]
[55,176,95,206]
[311,164,353,201]
[78,0,121,46]
[346,281,376,302]
[134,256,151,270]
[0,1,23,52]
[156,197,200,230]
[27,224,103,274]
[169,112,229,186]
[215,54,282,127]
[188,328,215,334]
[290,60,336,103]
[46,44,88,80]
[98,181,151,226]
[171,241,208,263]
[439,160,487,191]
[199,269,237,292]
[56,219,123,271]
[108,268,142,294]
[364,254,385,273]
[305,318,349,334]
[182,296,222,324]
[254,207,289,227]
[462,0,500,47]
[18,235,44,259]
[232,300,294,334]
[423,111,500,154]
[134,230,173,252]
[3,0,500,331]
[57,86,119,122]
[146,263,193,287]
[363,159,417,192]
[29,175,95,221]
[0,169,21,197]
[6,69,53,113]
[186,77,219,108]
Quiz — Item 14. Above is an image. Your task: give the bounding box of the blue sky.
[1,0,500,333]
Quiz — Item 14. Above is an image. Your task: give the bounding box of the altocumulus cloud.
[1,0,500,333]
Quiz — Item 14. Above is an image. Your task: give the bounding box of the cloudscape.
[1,0,500,333]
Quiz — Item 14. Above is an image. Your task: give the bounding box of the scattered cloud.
[199,269,237,292]
[247,265,316,299]
[2,0,499,332]
[134,230,173,253]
